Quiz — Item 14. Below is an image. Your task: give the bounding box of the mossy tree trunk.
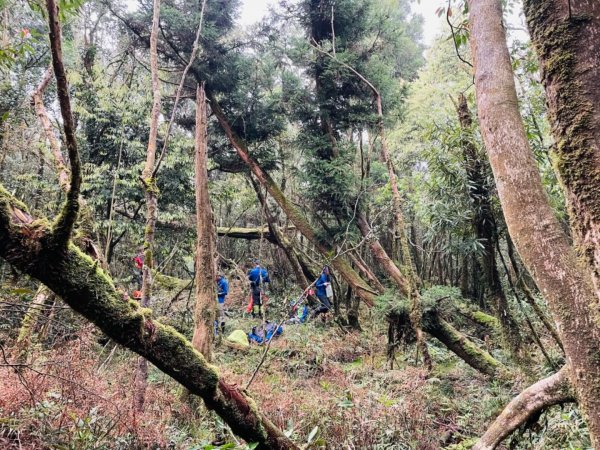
[134,0,161,413]
[455,93,523,361]
[15,286,49,362]
[423,310,507,378]
[523,0,600,303]
[468,0,600,444]
[0,196,299,450]
[388,304,507,378]
[191,84,215,361]
[217,226,289,244]
[44,0,81,248]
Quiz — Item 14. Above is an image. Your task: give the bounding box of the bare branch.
[152,0,208,177]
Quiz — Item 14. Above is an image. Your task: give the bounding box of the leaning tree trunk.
[468,0,600,444]
[133,0,161,413]
[523,0,600,303]
[190,84,216,361]
[249,176,314,296]
[455,93,523,361]
[0,194,299,450]
[208,94,379,307]
[15,286,49,361]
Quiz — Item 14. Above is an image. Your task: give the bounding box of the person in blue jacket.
[248,261,270,318]
[312,266,332,318]
[216,274,229,333]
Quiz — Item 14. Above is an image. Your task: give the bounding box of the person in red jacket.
[133,247,144,290]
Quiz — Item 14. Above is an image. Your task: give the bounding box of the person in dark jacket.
[216,274,229,333]
[248,261,270,318]
[312,266,332,318]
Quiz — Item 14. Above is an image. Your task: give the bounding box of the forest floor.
[0,283,589,450]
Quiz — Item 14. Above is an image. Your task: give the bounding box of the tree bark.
[0,194,298,450]
[190,84,215,361]
[468,0,600,443]
[357,213,410,295]
[473,366,574,450]
[347,250,386,294]
[31,66,69,192]
[523,0,600,302]
[134,0,161,413]
[45,0,81,248]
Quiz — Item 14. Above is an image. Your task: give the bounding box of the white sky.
[238,0,447,46]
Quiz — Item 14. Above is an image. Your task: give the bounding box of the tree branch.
[0,187,299,450]
[473,366,574,450]
[45,0,82,246]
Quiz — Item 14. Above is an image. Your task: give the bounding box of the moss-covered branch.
[45,0,81,247]
[425,313,507,378]
[0,190,298,450]
[217,225,281,244]
[388,299,508,378]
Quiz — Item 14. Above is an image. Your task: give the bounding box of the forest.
[1,0,599,448]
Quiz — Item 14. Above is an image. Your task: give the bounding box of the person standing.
[216,274,229,333]
[132,247,144,292]
[312,266,332,318]
[247,260,270,318]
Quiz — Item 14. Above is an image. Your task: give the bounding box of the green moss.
[143,177,160,195]
[470,311,498,327]
[0,184,30,213]
[154,271,188,290]
[524,0,600,267]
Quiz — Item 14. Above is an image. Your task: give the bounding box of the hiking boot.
[220,322,225,333]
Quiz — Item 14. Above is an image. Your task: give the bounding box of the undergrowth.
[0,285,591,449]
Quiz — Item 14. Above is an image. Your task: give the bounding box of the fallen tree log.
[217,225,295,244]
[388,298,508,378]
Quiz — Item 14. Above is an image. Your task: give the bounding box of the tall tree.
[133,0,161,413]
[191,83,216,361]
[523,1,600,302]
[468,0,600,445]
